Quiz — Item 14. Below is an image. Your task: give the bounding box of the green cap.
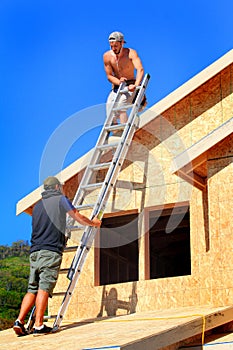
[43,176,61,187]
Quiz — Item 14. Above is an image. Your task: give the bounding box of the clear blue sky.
[0,0,232,246]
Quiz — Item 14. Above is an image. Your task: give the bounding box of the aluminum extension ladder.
[26,73,150,333]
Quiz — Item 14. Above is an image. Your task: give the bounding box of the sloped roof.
[16,49,233,215]
[2,305,233,349]
[171,117,233,190]
[140,49,233,128]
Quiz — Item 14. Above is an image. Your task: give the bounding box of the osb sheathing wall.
[49,64,233,321]
[207,135,233,305]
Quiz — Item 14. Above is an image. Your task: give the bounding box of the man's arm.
[103,52,125,86]
[129,49,144,87]
[68,208,101,227]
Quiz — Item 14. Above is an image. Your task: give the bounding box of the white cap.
[108,31,126,43]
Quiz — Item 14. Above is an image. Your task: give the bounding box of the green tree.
[0,241,30,331]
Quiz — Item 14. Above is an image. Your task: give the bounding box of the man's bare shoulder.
[103,50,112,61]
[128,47,138,58]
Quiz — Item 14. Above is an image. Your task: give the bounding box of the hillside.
[0,241,30,330]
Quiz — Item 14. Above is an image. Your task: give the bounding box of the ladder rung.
[75,203,95,210]
[59,268,70,274]
[119,85,140,93]
[53,292,66,297]
[64,246,79,252]
[105,124,126,132]
[89,162,112,171]
[67,225,85,231]
[119,87,129,93]
[80,182,103,191]
[113,104,133,111]
[97,142,119,150]
[44,315,57,320]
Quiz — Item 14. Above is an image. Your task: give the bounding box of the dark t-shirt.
[30,189,75,254]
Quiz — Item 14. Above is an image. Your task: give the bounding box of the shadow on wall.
[97,281,138,317]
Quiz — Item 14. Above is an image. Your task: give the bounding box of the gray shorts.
[28,250,62,296]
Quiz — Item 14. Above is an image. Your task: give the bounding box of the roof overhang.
[171,117,233,190]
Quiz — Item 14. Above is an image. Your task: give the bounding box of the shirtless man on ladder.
[103,31,146,125]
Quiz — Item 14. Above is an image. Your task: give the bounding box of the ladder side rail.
[54,125,133,328]
[66,81,129,229]
[67,226,94,279]
[109,73,150,158]
[53,227,98,330]
[70,81,127,209]
[79,122,138,226]
[53,74,150,331]
[124,73,150,124]
[54,243,91,327]
[67,74,150,274]
[71,74,148,209]
[68,76,150,276]
[66,240,87,279]
[105,81,127,121]
[90,81,127,149]
[53,259,83,329]
[65,186,88,232]
[71,155,100,207]
[69,74,147,209]
[109,73,150,157]
[85,75,150,217]
[64,129,134,287]
[69,146,106,213]
[89,130,134,219]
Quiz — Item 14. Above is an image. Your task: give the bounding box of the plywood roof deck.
[1,305,233,350]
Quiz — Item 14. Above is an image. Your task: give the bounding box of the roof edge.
[171,117,233,173]
[139,49,233,128]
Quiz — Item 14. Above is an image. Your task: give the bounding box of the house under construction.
[12,48,233,349]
